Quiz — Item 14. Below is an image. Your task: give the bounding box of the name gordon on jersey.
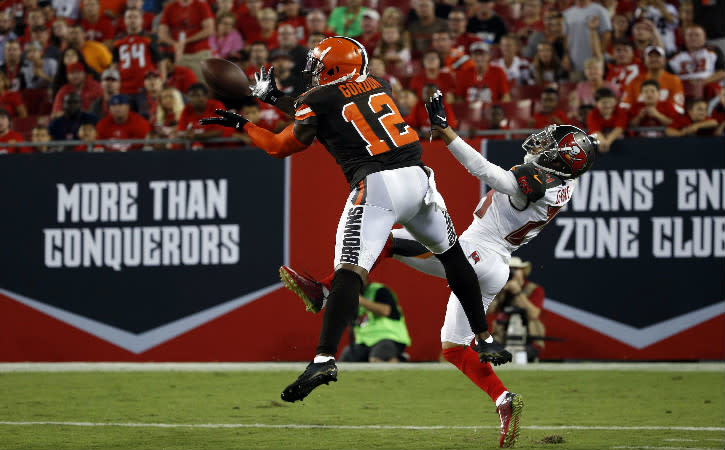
[337,77,383,98]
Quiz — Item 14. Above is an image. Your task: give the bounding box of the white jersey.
[446,136,577,258]
[462,172,576,257]
[668,47,725,81]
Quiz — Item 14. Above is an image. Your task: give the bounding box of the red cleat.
[279,265,326,313]
[497,392,524,448]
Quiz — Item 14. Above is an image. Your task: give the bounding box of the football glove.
[199,109,248,130]
[425,89,449,129]
[473,339,513,366]
[251,66,285,105]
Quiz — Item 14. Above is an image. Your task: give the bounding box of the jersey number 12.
[342,93,418,155]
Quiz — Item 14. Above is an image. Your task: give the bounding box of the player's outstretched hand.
[425,89,449,130]
[473,340,513,366]
[199,109,248,130]
[251,66,284,105]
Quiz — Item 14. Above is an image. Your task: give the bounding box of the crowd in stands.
[0,0,723,154]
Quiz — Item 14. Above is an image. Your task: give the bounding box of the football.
[201,58,252,98]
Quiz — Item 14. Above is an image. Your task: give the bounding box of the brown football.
[201,58,252,98]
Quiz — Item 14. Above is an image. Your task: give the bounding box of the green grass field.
[0,363,723,449]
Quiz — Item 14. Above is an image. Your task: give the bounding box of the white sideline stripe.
[1,362,723,372]
[0,422,722,432]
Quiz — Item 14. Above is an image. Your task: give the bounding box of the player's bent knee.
[334,263,368,287]
[331,265,365,295]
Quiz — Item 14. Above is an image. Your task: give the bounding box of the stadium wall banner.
[0,138,722,362]
[483,136,725,360]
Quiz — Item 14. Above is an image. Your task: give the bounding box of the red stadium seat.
[500,99,533,128]
[509,84,544,101]
[12,115,38,141]
[20,88,53,116]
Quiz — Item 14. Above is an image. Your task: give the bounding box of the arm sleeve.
[447,136,520,196]
[242,122,308,158]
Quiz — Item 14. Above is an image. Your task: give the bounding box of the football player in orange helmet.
[201,36,512,404]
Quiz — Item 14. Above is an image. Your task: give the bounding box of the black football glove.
[425,89,449,128]
[473,339,513,366]
[199,109,248,130]
[424,89,449,142]
[251,66,285,105]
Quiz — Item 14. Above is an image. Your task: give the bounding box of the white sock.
[314,355,335,363]
[495,391,509,407]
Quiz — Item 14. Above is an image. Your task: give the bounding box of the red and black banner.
[0,137,722,361]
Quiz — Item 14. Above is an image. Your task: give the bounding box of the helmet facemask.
[522,125,596,179]
[302,37,367,89]
[303,51,325,88]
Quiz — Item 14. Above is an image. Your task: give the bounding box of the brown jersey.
[294,75,423,186]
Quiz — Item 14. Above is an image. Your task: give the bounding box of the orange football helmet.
[303,36,369,88]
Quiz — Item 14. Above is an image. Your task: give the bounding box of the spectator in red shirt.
[455,41,511,106]
[243,41,271,80]
[447,8,481,54]
[431,30,474,74]
[0,71,26,117]
[51,62,103,118]
[605,40,643,92]
[245,8,279,51]
[158,0,215,83]
[666,98,720,137]
[78,0,115,48]
[410,49,456,104]
[160,52,197,95]
[405,84,458,140]
[114,0,155,35]
[176,83,231,149]
[0,108,27,153]
[112,7,162,96]
[628,79,678,136]
[587,87,627,153]
[530,87,567,129]
[512,0,545,46]
[278,0,305,42]
[96,93,151,151]
[236,0,262,43]
[357,9,381,57]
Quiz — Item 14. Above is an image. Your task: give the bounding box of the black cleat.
[473,340,513,366]
[281,360,338,402]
